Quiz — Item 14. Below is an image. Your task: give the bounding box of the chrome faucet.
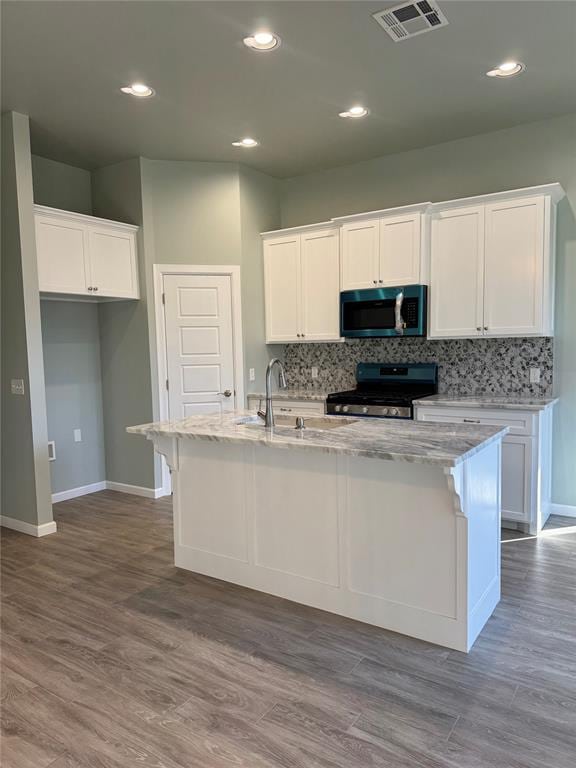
[258,358,287,428]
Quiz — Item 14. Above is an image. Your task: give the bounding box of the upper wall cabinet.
[428,184,564,339]
[35,205,140,300]
[263,225,340,343]
[336,204,430,291]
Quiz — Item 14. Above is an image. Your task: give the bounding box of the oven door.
[340,285,427,338]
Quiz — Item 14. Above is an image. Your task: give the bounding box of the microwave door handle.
[395,290,404,335]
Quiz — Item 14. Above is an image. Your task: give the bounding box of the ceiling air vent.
[373,1,449,42]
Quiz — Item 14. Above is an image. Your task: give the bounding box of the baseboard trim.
[52,481,107,504]
[1,516,57,537]
[550,503,576,519]
[106,482,165,499]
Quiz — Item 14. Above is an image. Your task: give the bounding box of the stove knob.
[343,405,349,413]
[381,407,389,416]
[362,406,368,414]
[334,404,342,412]
[390,408,399,417]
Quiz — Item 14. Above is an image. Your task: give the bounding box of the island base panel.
[168,440,501,652]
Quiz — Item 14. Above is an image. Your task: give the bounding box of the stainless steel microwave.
[340,285,427,338]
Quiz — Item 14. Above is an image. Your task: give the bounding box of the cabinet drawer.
[415,407,535,436]
[247,397,325,415]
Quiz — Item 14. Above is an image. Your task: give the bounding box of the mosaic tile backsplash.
[283,337,553,396]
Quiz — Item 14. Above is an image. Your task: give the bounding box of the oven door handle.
[394,290,405,335]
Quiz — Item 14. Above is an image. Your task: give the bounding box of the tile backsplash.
[283,337,553,396]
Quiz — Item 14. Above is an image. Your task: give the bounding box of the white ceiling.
[2,1,575,177]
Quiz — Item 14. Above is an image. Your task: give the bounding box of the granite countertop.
[413,395,558,411]
[247,389,329,402]
[127,410,508,468]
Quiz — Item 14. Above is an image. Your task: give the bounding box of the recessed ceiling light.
[338,106,369,119]
[121,83,155,97]
[243,31,281,51]
[232,137,259,148]
[486,61,525,78]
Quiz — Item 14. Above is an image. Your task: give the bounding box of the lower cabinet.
[414,404,554,535]
[247,396,325,416]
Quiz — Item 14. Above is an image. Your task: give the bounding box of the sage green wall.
[41,301,106,493]
[31,155,92,215]
[239,165,282,394]
[280,113,576,507]
[140,159,282,396]
[91,158,158,490]
[1,112,53,526]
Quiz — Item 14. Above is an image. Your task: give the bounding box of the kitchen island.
[128,411,508,652]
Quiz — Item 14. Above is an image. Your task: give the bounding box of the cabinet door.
[429,206,484,338]
[264,235,301,342]
[300,228,340,341]
[501,436,533,525]
[379,213,422,287]
[484,196,544,336]
[35,215,89,294]
[87,228,139,298]
[340,219,380,290]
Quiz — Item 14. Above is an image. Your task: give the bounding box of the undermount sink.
[236,414,357,431]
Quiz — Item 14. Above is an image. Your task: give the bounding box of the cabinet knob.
[476,327,481,332]
[296,333,301,338]
[484,326,488,331]
[88,286,93,292]
[93,287,98,292]
[378,280,383,284]
[373,280,377,285]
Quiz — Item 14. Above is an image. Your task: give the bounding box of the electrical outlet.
[311,367,319,380]
[529,368,541,384]
[249,368,255,382]
[74,429,82,443]
[11,379,24,395]
[48,441,56,461]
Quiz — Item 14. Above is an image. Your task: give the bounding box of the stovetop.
[326,362,438,419]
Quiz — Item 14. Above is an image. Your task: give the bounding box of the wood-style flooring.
[1,491,575,768]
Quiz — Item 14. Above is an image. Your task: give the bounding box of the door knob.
[219,390,232,397]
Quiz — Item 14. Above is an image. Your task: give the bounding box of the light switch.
[311,367,319,379]
[74,429,82,443]
[249,368,255,382]
[11,379,25,395]
[529,368,541,384]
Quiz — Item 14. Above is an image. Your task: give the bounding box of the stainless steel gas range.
[326,362,438,420]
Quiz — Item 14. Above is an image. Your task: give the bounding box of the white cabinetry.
[263,225,340,343]
[247,396,325,416]
[429,185,563,339]
[414,403,555,534]
[35,205,139,300]
[338,204,430,291]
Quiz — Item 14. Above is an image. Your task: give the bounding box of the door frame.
[153,264,245,495]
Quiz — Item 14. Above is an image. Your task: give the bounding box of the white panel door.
[300,228,341,341]
[164,274,236,418]
[87,228,138,298]
[484,196,544,336]
[429,206,485,338]
[264,235,300,342]
[379,213,422,287]
[340,219,380,290]
[35,216,89,294]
